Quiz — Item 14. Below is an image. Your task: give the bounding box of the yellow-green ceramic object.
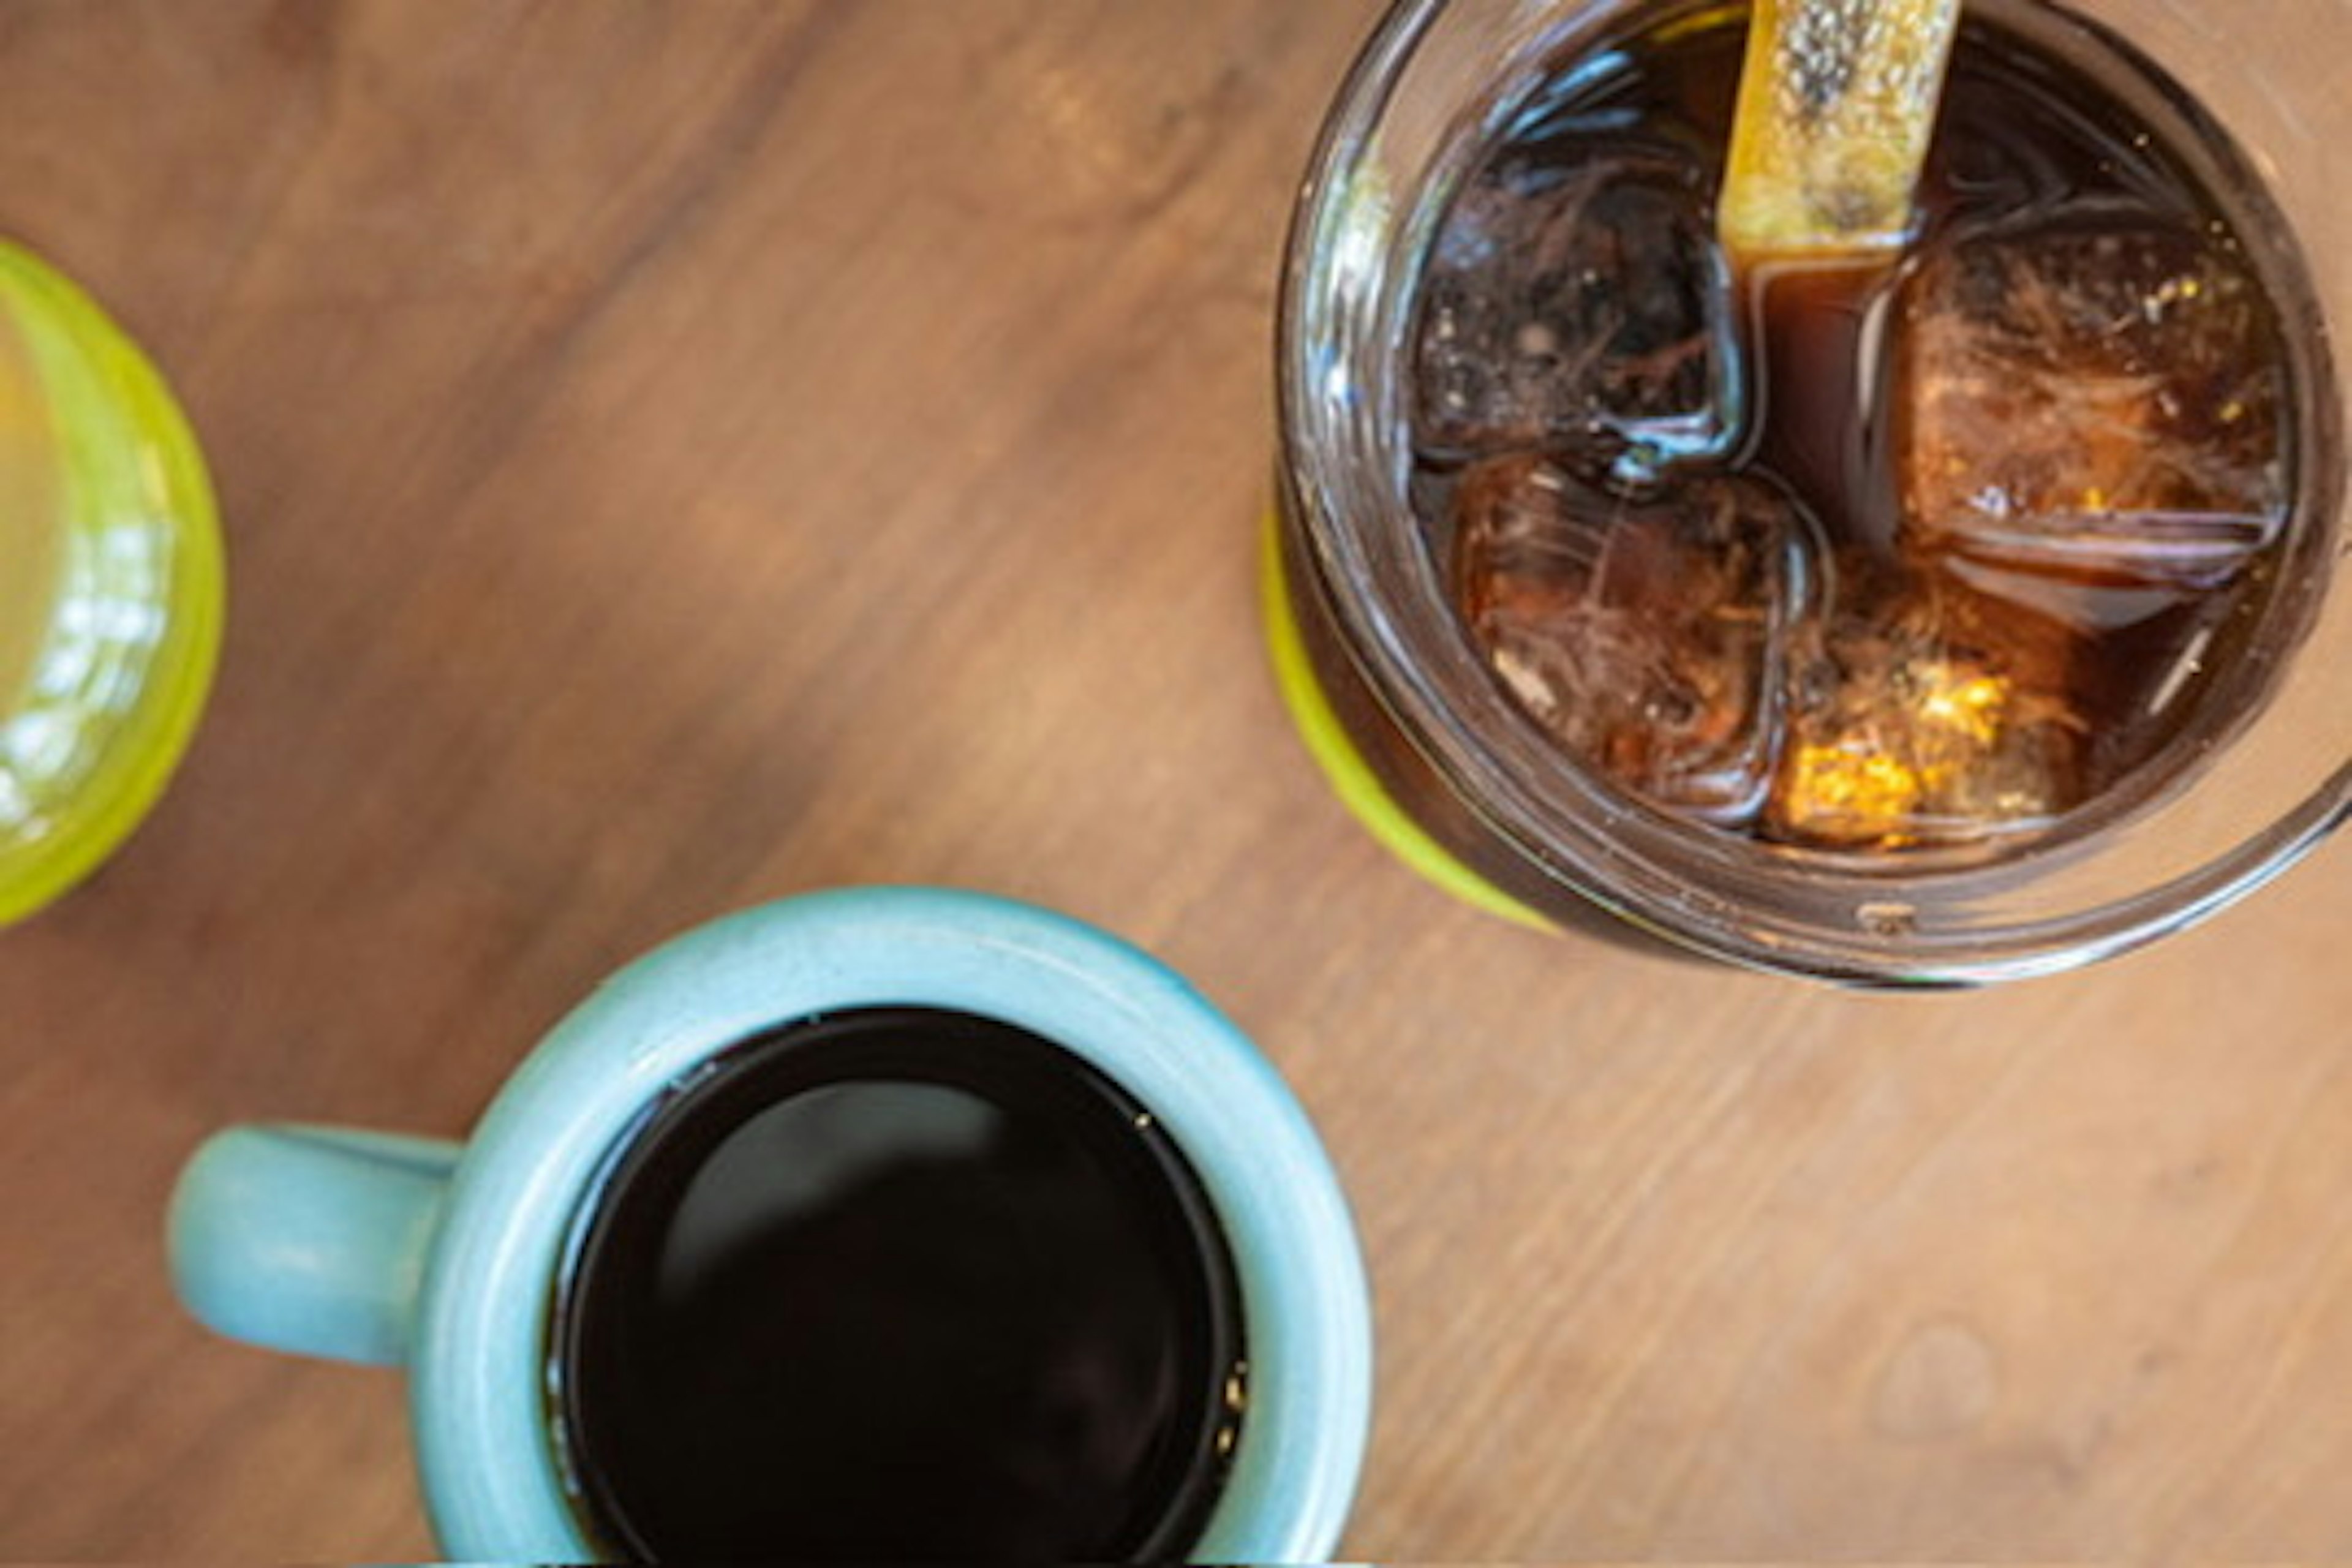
[0,243,222,925]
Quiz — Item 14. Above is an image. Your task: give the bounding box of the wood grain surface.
[3,1,2350,1559]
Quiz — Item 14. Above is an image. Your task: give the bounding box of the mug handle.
[168,1125,462,1368]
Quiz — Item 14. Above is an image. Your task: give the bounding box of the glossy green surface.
[0,242,222,925]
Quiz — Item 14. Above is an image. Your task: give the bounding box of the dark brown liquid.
[1745,257,1904,562]
[551,1008,1244,1562]
[1415,0,2331,854]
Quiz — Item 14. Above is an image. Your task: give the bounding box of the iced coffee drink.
[1272,0,2346,981]
[1420,0,2327,857]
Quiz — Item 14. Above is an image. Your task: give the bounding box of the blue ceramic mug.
[168,887,1373,1561]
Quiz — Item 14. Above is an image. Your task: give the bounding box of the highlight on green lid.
[0,241,224,925]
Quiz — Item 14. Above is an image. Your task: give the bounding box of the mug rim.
[407,886,1374,1562]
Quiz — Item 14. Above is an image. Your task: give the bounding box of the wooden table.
[4,1,2348,1558]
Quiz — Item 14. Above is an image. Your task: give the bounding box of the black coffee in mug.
[549,1006,1248,1561]
[173,891,1369,1562]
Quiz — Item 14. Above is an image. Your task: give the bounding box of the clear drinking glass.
[1270,0,2347,986]
[1279,0,2352,987]
[0,242,222,925]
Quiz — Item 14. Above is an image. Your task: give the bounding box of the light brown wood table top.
[2,1,2348,1559]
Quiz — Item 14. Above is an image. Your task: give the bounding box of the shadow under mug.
[168,887,1373,1562]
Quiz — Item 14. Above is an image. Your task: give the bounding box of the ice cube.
[1452,453,1815,824]
[1766,575,2087,850]
[1414,149,1737,473]
[1896,213,2290,592]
